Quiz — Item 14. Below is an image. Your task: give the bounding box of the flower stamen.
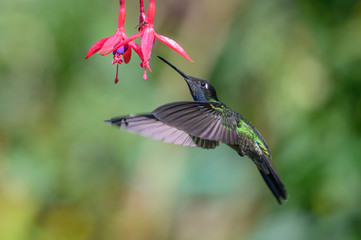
[115,62,119,84]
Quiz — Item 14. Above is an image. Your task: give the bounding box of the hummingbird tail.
[258,155,288,204]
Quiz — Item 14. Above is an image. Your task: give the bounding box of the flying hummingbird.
[106,56,288,204]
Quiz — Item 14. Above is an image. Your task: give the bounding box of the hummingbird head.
[158,56,219,102]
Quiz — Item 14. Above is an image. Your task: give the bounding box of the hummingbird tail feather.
[258,155,288,204]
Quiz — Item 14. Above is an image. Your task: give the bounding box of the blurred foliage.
[1,0,361,239]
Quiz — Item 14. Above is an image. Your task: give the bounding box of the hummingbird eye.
[200,82,207,88]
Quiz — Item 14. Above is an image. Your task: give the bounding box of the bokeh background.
[1,0,361,239]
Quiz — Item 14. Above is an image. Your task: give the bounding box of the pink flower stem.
[148,0,155,24]
[118,0,125,27]
[139,0,147,25]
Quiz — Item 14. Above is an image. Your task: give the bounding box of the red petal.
[100,32,142,55]
[141,28,155,63]
[114,32,142,50]
[154,33,193,62]
[85,37,110,59]
[98,33,122,55]
[128,41,144,61]
[123,47,132,63]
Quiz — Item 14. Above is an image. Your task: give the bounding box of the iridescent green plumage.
[106,57,288,204]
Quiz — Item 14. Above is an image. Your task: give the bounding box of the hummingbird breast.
[235,133,263,157]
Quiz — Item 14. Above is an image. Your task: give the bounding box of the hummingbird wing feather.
[152,101,240,145]
[105,114,219,149]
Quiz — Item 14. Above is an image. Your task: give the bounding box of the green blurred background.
[1,0,361,239]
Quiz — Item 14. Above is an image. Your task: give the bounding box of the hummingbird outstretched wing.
[105,114,219,149]
[152,101,241,145]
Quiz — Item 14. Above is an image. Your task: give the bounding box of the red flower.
[86,0,193,81]
[86,0,143,83]
[116,0,193,80]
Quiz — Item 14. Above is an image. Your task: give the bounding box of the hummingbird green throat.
[106,56,288,204]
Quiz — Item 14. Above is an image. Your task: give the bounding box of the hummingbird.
[106,56,288,204]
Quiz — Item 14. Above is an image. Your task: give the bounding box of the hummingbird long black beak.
[157,56,190,80]
[158,56,219,102]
